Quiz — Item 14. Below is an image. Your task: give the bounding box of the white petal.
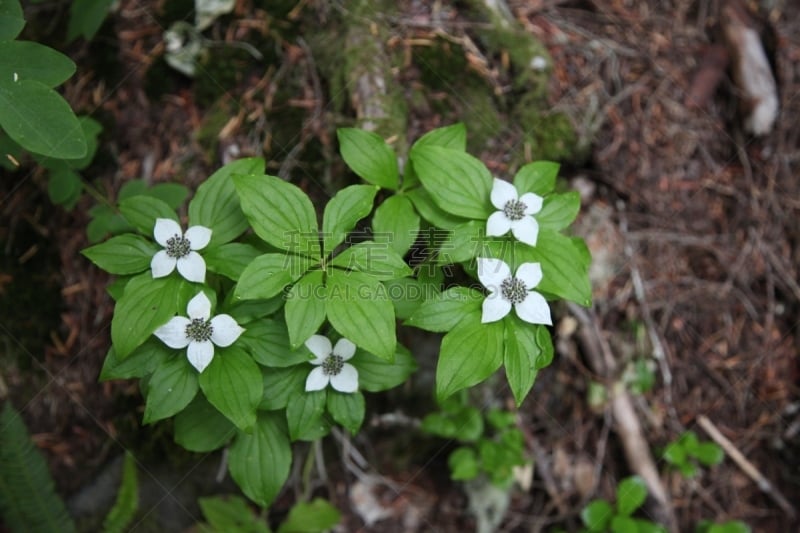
[305,335,332,363]
[187,341,215,372]
[510,216,539,247]
[515,262,543,289]
[519,192,543,215]
[486,211,512,237]
[154,317,191,348]
[210,314,244,347]
[515,291,552,325]
[482,296,512,323]
[154,218,182,246]
[490,178,518,209]
[477,257,511,291]
[186,292,212,319]
[151,250,176,278]
[333,338,356,361]
[305,367,329,391]
[177,252,206,283]
[185,225,212,250]
[330,364,359,393]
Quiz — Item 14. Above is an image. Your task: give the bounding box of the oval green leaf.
[198,346,261,431]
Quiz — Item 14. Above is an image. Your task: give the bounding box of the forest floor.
[1,0,799,531]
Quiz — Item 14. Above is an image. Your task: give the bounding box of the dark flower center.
[502,199,527,221]
[322,355,344,376]
[501,277,528,305]
[185,318,213,342]
[166,234,191,258]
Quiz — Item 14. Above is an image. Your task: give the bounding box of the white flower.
[477,257,552,325]
[154,292,244,373]
[304,335,359,393]
[486,178,543,247]
[150,218,212,283]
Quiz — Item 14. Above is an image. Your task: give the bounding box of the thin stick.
[697,415,796,519]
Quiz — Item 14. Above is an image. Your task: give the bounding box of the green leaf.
[64,116,103,170]
[228,412,292,508]
[513,161,559,196]
[337,128,399,190]
[277,498,341,533]
[331,241,412,281]
[0,79,86,158]
[691,442,724,466]
[449,406,484,441]
[406,286,483,332]
[536,191,580,231]
[382,277,426,320]
[111,273,185,358]
[581,499,613,532]
[198,495,271,533]
[527,229,592,306]
[350,344,417,392]
[321,184,378,254]
[435,220,486,265]
[143,355,199,424]
[486,409,516,430]
[286,389,327,441]
[610,515,638,533]
[372,195,420,257]
[703,521,751,533]
[411,123,467,152]
[259,365,307,410]
[411,146,492,219]
[174,394,236,452]
[448,447,479,481]
[237,319,311,368]
[99,341,170,381]
[661,442,686,467]
[82,234,157,275]
[285,270,327,349]
[147,182,189,208]
[326,391,365,435]
[420,413,457,438]
[616,476,648,516]
[47,167,82,209]
[0,0,25,40]
[203,243,262,281]
[326,269,396,360]
[504,317,545,406]
[406,188,469,229]
[189,158,263,247]
[436,314,504,401]
[102,452,138,533]
[234,173,321,258]
[235,253,313,300]
[199,346,261,431]
[0,41,76,87]
[119,195,178,236]
[67,0,115,41]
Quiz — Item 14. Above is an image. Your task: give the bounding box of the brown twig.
[696,415,797,519]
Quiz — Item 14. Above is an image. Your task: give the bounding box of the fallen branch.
[697,415,796,519]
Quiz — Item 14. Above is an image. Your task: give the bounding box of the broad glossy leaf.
[143,355,198,424]
[0,79,86,158]
[286,389,327,441]
[237,319,310,368]
[350,344,417,392]
[203,243,261,281]
[259,365,307,410]
[406,286,483,332]
[436,314,504,401]
[174,394,236,452]
[526,229,592,306]
[111,273,185,358]
[411,123,467,152]
[234,173,320,258]
[119,195,177,236]
[504,317,543,406]
[326,269,396,360]
[536,191,580,231]
[47,167,82,209]
[67,0,115,41]
[330,241,412,281]
[513,161,559,196]
[0,41,76,87]
[235,253,313,300]
[382,277,426,320]
[228,412,291,507]
[198,495,270,533]
[277,498,341,533]
[189,158,263,247]
[322,184,378,254]
[199,346,261,431]
[0,0,25,40]
[337,128,398,190]
[285,270,327,349]
[82,234,157,275]
[99,341,170,381]
[326,391,365,435]
[371,195,420,256]
[411,146,492,219]
[406,188,469,230]
[436,220,484,265]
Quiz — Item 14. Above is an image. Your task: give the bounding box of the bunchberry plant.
[662,431,724,477]
[83,123,591,508]
[581,476,665,533]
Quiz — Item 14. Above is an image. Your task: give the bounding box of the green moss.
[518,110,580,163]
[415,36,471,89]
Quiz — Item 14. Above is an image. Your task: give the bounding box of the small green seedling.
[662,431,724,477]
[695,519,751,533]
[197,495,340,533]
[581,476,666,533]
